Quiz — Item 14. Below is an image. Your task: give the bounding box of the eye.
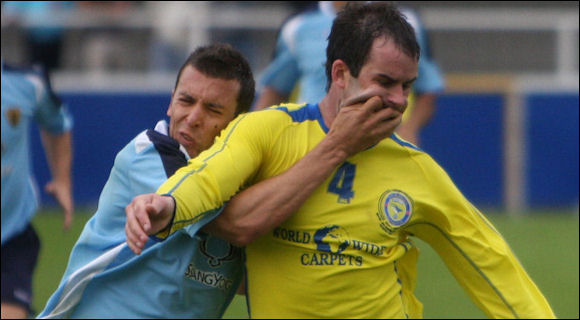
[206,105,223,115]
[179,97,195,105]
[403,80,416,91]
[377,78,393,87]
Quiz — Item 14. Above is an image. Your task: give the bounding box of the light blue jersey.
[1,60,73,245]
[37,121,243,319]
[259,2,445,104]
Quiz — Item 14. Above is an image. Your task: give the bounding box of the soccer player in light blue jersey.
[2,59,74,319]
[39,42,397,318]
[255,1,445,146]
[36,44,254,318]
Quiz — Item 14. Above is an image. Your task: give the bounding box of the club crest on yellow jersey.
[377,190,413,234]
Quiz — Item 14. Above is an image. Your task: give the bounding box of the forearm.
[207,95,402,245]
[40,130,73,187]
[410,200,555,319]
[206,135,349,246]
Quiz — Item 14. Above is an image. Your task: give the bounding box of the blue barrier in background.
[30,92,578,209]
[526,93,579,208]
[421,94,504,208]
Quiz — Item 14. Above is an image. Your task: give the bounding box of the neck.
[318,93,339,130]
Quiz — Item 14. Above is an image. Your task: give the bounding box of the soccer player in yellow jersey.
[126,3,555,318]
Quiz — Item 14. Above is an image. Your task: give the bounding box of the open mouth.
[179,132,195,147]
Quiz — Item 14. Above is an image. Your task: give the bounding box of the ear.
[331,59,351,89]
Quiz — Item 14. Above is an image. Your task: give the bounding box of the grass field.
[32,207,578,318]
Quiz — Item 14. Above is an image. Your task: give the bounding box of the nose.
[386,85,407,111]
[185,104,204,127]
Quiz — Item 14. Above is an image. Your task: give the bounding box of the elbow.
[227,224,261,247]
[229,236,250,247]
[215,215,261,247]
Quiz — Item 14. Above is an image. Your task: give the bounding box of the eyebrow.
[177,92,226,110]
[377,73,417,85]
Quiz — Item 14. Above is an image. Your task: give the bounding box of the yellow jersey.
[158,103,554,318]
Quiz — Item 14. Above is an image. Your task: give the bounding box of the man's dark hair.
[325,2,420,90]
[174,44,255,114]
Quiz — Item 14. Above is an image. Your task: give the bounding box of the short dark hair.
[325,2,420,90]
[174,44,255,115]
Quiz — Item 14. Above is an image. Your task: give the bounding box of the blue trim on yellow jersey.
[393,260,410,319]
[469,203,501,236]
[172,207,224,232]
[202,114,250,163]
[274,103,329,133]
[391,134,423,151]
[399,241,411,253]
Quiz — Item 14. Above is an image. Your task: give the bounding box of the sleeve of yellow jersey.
[155,109,285,237]
[404,156,556,319]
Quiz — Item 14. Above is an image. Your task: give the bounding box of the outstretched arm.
[126,94,402,254]
[206,95,401,246]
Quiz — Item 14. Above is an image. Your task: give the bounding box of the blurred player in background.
[1,2,76,72]
[1,59,74,318]
[254,1,444,146]
[126,3,554,318]
[38,43,393,318]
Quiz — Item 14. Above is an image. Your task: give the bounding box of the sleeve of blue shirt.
[258,25,301,95]
[32,66,73,133]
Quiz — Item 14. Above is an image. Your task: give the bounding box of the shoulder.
[2,61,42,78]
[218,104,311,147]
[391,133,423,152]
[281,5,320,33]
[108,129,174,195]
[280,6,326,47]
[123,121,188,177]
[113,129,160,171]
[388,134,441,171]
[389,134,456,185]
[125,120,178,157]
[2,63,39,96]
[133,129,157,156]
[238,105,300,124]
[4,62,60,106]
[252,102,320,125]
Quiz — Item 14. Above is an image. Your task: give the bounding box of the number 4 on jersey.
[327,162,356,203]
